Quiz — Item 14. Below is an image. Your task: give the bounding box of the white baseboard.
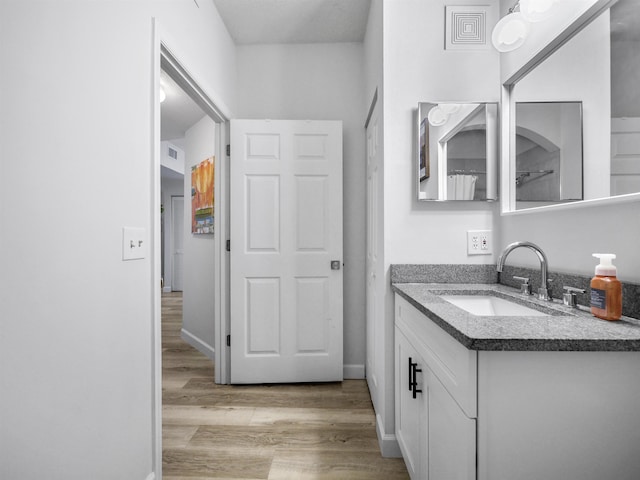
[376,413,402,458]
[145,473,155,480]
[162,286,172,293]
[343,364,365,379]
[180,328,215,360]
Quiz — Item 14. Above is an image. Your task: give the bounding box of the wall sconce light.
[520,0,557,22]
[492,0,558,52]
[427,104,461,127]
[439,103,461,115]
[492,5,529,52]
[428,106,448,126]
[159,87,167,103]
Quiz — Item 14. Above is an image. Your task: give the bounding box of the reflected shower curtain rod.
[517,169,554,174]
[516,169,554,186]
[448,169,486,175]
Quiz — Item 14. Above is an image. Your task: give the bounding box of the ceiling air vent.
[445,6,491,50]
[168,146,178,160]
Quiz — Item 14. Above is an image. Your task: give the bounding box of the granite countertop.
[392,283,640,351]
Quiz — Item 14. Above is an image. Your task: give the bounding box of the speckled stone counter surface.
[390,263,640,319]
[393,283,640,351]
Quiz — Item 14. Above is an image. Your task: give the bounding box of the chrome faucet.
[496,241,552,301]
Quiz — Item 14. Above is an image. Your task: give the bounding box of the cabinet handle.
[409,358,422,399]
[412,363,422,399]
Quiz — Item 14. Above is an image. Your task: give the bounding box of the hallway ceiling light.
[159,87,167,103]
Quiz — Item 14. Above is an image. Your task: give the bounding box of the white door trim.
[151,18,232,478]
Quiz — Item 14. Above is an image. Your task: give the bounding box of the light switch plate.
[122,227,147,261]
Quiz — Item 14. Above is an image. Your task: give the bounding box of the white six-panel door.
[611,117,640,196]
[230,120,343,384]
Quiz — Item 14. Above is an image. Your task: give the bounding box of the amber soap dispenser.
[590,253,622,321]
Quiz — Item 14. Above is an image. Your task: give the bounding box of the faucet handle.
[513,276,531,295]
[562,286,586,307]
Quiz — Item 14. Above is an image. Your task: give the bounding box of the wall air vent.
[161,141,185,174]
[445,6,491,50]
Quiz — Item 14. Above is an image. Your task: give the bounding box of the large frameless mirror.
[417,102,498,201]
[503,0,640,212]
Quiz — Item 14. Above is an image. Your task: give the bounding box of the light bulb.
[439,103,461,115]
[520,0,557,23]
[427,106,448,127]
[491,12,530,52]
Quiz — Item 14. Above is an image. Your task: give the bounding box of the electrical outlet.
[467,230,492,255]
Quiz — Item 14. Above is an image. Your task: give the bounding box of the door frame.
[151,19,231,477]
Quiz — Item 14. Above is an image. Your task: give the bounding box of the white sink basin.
[441,295,548,317]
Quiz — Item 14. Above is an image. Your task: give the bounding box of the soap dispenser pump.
[590,253,622,321]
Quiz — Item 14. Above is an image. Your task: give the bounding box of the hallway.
[161,292,409,479]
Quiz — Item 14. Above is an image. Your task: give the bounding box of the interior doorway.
[152,31,231,476]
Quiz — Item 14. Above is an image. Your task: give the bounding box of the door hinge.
[226,334,231,347]
[226,239,231,252]
[226,144,231,156]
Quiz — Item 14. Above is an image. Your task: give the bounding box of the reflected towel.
[447,174,477,200]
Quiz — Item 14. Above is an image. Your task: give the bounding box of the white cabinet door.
[230,119,343,384]
[427,368,476,480]
[395,327,426,479]
[396,295,477,480]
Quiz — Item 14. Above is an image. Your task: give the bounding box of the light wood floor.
[162,291,409,479]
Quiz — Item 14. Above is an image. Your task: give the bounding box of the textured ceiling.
[160,0,372,168]
[160,70,205,143]
[212,0,372,45]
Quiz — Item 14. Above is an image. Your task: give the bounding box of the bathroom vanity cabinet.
[394,292,640,480]
[395,299,476,479]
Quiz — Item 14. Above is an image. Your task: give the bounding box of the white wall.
[235,42,367,376]
[383,0,500,268]
[0,1,236,478]
[363,0,392,454]
[367,0,501,455]
[501,200,640,282]
[612,39,640,117]
[182,116,217,358]
[364,0,383,110]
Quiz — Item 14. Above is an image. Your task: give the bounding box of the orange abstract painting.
[191,157,214,234]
